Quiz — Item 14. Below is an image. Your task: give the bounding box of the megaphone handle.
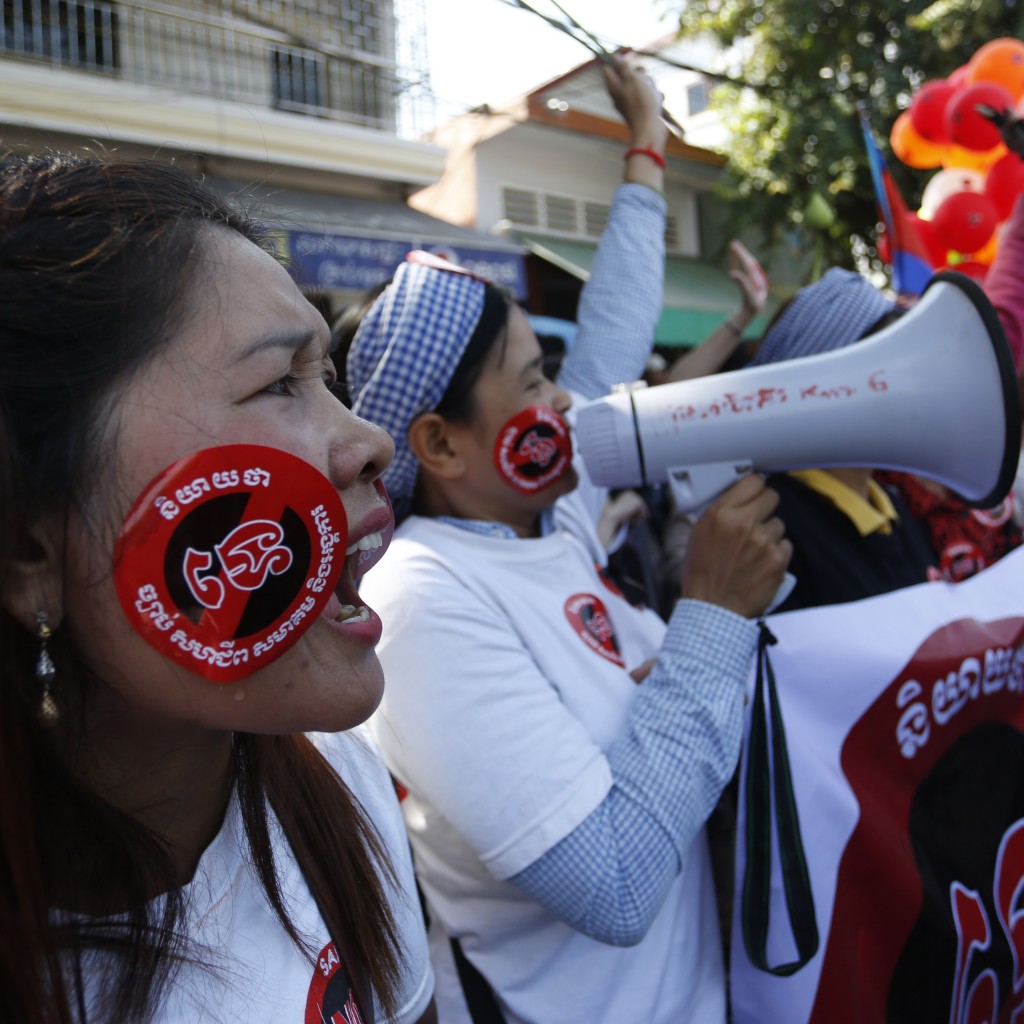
[666,460,756,515]
[666,462,797,614]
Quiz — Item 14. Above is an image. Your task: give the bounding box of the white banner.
[731,545,1024,1023]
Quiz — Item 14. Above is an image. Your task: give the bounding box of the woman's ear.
[2,520,65,632]
[407,412,466,481]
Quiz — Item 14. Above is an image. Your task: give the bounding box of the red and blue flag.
[858,105,935,297]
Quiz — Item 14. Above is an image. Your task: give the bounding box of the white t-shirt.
[362,494,725,1024]
[76,728,433,1024]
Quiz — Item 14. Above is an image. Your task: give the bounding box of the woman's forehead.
[500,305,542,362]
[183,228,327,347]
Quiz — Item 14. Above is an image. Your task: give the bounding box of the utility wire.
[494,0,766,94]
[498,0,687,137]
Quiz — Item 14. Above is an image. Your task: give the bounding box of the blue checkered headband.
[749,267,895,367]
[348,255,486,501]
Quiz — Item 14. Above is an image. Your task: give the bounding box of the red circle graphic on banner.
[493,405,573,494]
[113,445,347,683]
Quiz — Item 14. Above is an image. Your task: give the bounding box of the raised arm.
[664,240,769,383]
[515,475,791,943]
[557,54,669,400]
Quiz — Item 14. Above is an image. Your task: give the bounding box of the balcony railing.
[0,0,422,132]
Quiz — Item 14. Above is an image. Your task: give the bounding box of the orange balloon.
[941,142,1008,173]
[966,38,1024,101]
[890,110,946,169]
[970,228,1000,266]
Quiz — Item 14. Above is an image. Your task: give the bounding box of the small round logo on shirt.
[564,592,624,667]
[113,445,347,683]
[306,941,364,1024]
[493,405,573,495]
[934,539,987,583]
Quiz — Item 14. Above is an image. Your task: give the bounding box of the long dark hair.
[0,154,404,1022]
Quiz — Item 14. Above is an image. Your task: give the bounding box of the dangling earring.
[35,611,59,726]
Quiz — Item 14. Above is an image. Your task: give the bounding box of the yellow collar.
[788,470,899,537]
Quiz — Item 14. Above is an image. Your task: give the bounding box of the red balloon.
[971,229,1000,267]
[909,79,957,143]
[907,212,949,267]
[984,152,1024,220]
[931,191,999,253]
[945,82,1014,151]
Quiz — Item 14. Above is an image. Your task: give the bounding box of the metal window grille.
[234,0,386,57]
[0,0,426,134]
[2,0,118,72]
[272,46,326,111]
[341,0,383,56]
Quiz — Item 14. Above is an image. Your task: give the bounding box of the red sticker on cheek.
[113,445,347,683]
[493,405,573,494]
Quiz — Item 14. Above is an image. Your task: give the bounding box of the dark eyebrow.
[518,354,544,378]
[239,328,320,361]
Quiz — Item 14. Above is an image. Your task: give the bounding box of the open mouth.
[322,480,394,628]
[324,529,386,624]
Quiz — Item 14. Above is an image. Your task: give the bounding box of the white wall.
[472,121,713,256]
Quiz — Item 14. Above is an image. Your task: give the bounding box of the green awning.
[520,234,775,348]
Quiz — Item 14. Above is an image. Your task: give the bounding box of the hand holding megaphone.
[681,473,793,619]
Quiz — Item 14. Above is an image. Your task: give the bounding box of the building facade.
[0,0,525,305]
[409,53,773,348]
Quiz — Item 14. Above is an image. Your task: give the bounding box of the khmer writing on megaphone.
[576,272,1020,514]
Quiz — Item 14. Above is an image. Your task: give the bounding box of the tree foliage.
[670,0,1024,271]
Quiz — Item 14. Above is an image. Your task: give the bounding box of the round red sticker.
[493,405,573,494]
[306,941,363,1024]
[564,592,625,667]
[113,445,347,683]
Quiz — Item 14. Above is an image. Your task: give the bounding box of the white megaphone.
[576,272,1021,514]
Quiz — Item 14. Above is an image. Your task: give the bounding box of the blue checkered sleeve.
[556,183,667,401]
[511,599,758,946]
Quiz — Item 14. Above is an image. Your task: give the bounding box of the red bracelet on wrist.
[624,146,666,170]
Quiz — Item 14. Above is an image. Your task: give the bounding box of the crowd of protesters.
[3,42,1024,1024]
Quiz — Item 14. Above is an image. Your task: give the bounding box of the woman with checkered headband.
[348,54,791,1024]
